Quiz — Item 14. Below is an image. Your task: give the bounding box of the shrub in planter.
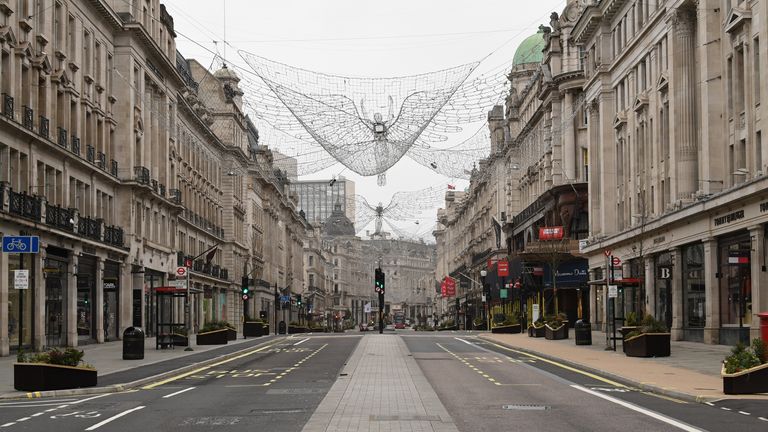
[528,318,546,337]
[623,314,670,357]
[492,316,521,334]
[722,338,768,395]
[15,348,97,391]
[473,317,486,330]
[620,311,640,339]
[171,327,189,347]
[197,321,230,345]
[544,313,569,340]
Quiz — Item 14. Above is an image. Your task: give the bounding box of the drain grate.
[502,404,550,411]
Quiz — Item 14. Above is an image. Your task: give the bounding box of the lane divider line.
[85,406,145,431]
[293,338,310,346]
[162,387,197,399]
[570,385,702,432]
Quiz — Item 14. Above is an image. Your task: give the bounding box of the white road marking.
[293,338,310,346]
[0,399,77,407]
[69,394,112,405]
[162,387,197,399]
[704,402,714,406]
[84,406,145,431]
[15,417,30,422]
[758,417,768,422]
[454,337,475,346]
[571,385,703,432]
[738,411,750,415]
[721,407,732,411]
[0,422,15,428]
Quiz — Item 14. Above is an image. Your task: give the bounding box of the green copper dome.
[512,29,546,65]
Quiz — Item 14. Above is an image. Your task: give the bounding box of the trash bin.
[574,319,592,345]
[123,327,145,360]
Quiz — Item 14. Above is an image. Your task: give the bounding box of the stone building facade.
[0,0,306,356]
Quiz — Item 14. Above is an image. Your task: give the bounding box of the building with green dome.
[512,28,546,66]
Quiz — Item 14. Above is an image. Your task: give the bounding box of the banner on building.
[444,276,456,297]
[539,226,564,240]
[497,260,509,277]
[441,279,447,297]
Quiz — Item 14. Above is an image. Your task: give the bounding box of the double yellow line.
[142,339,284,390]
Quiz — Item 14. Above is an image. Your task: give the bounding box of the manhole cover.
[181,417,242,426]
[502,404,550,411]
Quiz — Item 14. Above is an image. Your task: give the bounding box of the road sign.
[604,249,612,257]
[14,270,29,289]
[184,258,193,268]
[280,295,291,303]
[242,294,248,300]
[2,236,39,253]
[169,279,187,289]
[176,266,187,277]
[608,285,618,298]
[612,256,622,267]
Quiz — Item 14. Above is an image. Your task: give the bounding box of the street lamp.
[480,269,487,331]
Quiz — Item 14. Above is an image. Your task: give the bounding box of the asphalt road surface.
[0,335,360,432]
[1,331,766,432]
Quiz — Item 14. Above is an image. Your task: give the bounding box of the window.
[754,38,761,105]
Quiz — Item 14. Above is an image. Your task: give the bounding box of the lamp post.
[480,269,487,331]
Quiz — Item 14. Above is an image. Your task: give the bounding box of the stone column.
[703,237,719,344]
[119,263,132,337]
[672,8,698,199]
[67,254,79,347]
[0,242,8,356]
[645,255,655,316]
[33,250,46,351]
[587,100,602,235]
[562,90,576,181]
[749,226,766,340]
[95,257,104,343]
[670,247,684,340]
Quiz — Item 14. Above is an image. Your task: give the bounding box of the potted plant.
[221,321,237,341]
[243,320,265,337]
[492,315,521,334]
[545,313,569,340]
[528,317,546,337]
[473,317,486,330]
[172,326,189,347]
[289,321,310,334]
[438,319,457,331]
[197,321,230,345]
[620,311,640,339]
[722,338,768,395]
[15,348,97,391]
[623,314,670,357]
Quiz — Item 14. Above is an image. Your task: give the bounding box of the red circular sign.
[242,294,248,300]
[612,257,622,266]
[176,267,187,277]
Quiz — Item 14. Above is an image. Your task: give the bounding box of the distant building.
[290,176,356,227]
[272,150,298,182]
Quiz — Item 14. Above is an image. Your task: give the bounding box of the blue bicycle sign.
[2,236,39,253]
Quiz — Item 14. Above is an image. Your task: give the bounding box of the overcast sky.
[167,0,567,240]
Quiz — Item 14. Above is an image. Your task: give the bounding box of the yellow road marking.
[143,339,283,389]
[479,339,627,388]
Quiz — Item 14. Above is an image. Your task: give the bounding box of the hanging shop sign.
[497,260,509,277]
[444,277,456,297]
[539,226,564,240]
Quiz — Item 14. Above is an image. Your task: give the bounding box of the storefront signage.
[653,236,666,244]
[539,226,564,240]
[14,270,29,289]
[103,282,117,290]
[169,280,187,289]
[657,266,672,279]
[440,279,447,297]
[497,260,509,277]
[714,210,744,226]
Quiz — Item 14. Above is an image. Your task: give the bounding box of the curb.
[477,334,718,404]
[0,336,288,401]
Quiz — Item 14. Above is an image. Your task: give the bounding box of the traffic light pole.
[378,291,384,334]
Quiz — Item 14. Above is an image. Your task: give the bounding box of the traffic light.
[241,276,250,299]
[374,268,385,294]
[296,294,302,307]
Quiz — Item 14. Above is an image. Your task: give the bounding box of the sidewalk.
[0,333,283,397]
[481,330,768,402]
[302,334,459,432]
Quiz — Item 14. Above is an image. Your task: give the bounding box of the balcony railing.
[211,265,220,278]
[2,93,13,119]
[57,127,67,148]
[86,144,95,162]
[39,115,49,138]
[22,106,33,130]
[158,183,166,197]
[71,136,80,155]
[220,268,229,280]
[110,160,118,177]
[193,259,204,272]
[104,225,124,247]
[134,166,150,185]
[45,205,74,231]
[8,190,42,221]
[96,152,106,169]
[169,189,182,204]
[151,179,158,193]
[77,216,102,240]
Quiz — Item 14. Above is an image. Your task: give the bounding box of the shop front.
[718,231,753,345]
[76,255,97,343]
[8,253,34,351]
[542,259,589,324]
[682,244,705,342]
[103,261,120,341]
[44,246,69,348]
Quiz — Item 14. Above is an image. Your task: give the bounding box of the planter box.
[492,324,521,334]
[226,327,237,341]
[528,325,546,338]
[288,325,309,334]
[623,333,670,357]
[14,363,97,391]
[243,321,264,337]
[172,333,189,347]
[722,363,768,395]
[437,326,458,331]
[545,322,569,340]
[620,326,639,339]
[196,329,229,345]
